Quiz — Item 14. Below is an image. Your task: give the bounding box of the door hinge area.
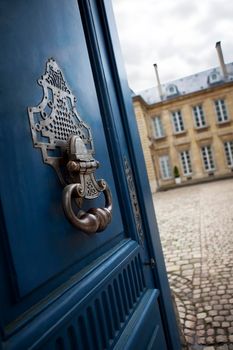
[144,258,156,269]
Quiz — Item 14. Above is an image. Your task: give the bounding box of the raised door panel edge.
[78,0,143,246]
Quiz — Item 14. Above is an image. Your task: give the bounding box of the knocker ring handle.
[62,180,112,234]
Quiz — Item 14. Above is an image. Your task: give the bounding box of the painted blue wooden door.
[0,1,180,349]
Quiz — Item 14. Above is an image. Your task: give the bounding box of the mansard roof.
[134,62,233,105]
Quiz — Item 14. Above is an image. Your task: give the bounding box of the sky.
[112,0,233,93]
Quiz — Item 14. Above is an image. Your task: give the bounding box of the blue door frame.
[0,1,180,349]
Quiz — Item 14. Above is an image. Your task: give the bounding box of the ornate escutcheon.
[28,58,112,234]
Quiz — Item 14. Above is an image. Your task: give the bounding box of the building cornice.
[132,81,233,110]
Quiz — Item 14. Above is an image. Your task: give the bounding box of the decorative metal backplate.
[28,58,93,185]
[28,59,112,233]
[124,157,144,245]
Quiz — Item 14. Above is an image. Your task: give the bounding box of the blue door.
[0,1,180,349]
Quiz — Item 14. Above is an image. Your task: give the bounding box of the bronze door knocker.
[28,58,112,234]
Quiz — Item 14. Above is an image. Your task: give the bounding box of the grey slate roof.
[134,62,233,105]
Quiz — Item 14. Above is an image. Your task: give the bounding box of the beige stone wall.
[134,101,157,192]
[133,83,233,190]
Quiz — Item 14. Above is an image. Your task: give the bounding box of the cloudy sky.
[112,0,233,93]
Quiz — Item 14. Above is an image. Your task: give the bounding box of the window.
[201,145,215,171]
[212,73,217,80]
[159,155,172,179]
[166,84,179,97]
[214,99,228,123]
[152,116,164,138]
[192,104,206,128]
[169,86,174,93]
[224,141,233,167]
[179,150,192,176]
[171,110,185,133]
[208,70,221,85]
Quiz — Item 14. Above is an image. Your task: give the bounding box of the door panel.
[0,0,123,298]
[0,1,180,349]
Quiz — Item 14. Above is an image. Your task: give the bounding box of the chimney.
[215,41,227,78]
[153,63,163,100]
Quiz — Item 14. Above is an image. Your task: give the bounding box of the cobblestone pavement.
[153,179,233,350]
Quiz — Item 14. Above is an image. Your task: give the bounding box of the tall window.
[179,150,192,175]
[192,104,206,128]
[159,155,172,179]
[214,99,228,123]
[201,145,215,171]
[171,110,185,133]
[224,141,233,167]
[152,116,164,138]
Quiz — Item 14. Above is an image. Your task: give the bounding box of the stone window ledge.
[154,135,167,141]
[195,125,210,132]
[173,130,187,137]
[216,120,232,127]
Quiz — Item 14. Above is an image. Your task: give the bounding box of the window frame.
[200,145,215,172]
[214,98,229,124]
[192,104,207,129]
[223,140,233,167]
[171,110,185,134]
[179,150,192,176]
[159,155,172,180]
[151,115,165,139]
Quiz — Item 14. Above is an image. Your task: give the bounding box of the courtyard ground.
[153,179,233,350]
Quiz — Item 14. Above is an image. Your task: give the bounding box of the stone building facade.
[133,44,233,191]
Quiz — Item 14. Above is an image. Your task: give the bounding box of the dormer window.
[212,73,217,80]
[208,70,221,85]
[169,86,175,93]
[166,84,179,97]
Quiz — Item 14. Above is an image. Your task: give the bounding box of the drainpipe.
[215,41,227,79]
[153,63,163,101]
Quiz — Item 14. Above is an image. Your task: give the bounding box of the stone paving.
[153,179,233,350]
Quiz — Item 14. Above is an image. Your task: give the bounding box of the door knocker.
[28,58,112,234]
